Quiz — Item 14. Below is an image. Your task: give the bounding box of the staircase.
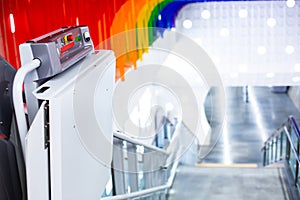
[167,115,300,200]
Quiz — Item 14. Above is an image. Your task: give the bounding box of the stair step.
[168,165,289,200]
[196,163,258,168]
[265,163,285,168]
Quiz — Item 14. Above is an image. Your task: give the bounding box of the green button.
[75,35,81,42]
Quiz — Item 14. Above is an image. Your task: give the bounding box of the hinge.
[44,101,50,149]
[43,101,52,199]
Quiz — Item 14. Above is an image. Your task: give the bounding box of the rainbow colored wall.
[0,0,224,79]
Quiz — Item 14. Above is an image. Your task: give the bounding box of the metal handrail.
[101,160,179,200]
[289,116,300,138]
[103,124,180,200]
[113,131,168,155]
[13,59,41,158]
[101,117,185,200]
[283,126,300,165]
[262,126,300,164]
[263,116,300,152]
[263,129,281,147]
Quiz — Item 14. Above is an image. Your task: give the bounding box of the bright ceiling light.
[257,46,267,55]
[239,9,248,18]
[9,13,15,34]
[220,28,230,37]
[183,19,193,29]
[285,45,295,54]
[266,73,275,78]
[286,0,296,8]
[294,63,300,72]
[267,17,276,28]
[201,10,211,19]
[292,77,300,82]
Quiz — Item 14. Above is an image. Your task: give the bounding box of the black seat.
[0,139,22,200]
[0,56,25,200]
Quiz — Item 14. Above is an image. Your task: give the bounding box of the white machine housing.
[28,51,115,199]
[16,26,116,200]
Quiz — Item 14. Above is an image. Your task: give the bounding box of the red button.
[67,35,74,41]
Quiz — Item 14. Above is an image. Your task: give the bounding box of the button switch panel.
[23,26,94,80]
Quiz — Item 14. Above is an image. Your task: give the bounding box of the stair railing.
[262,116,300,198]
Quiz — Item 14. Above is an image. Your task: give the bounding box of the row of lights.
[180,0,299,83]
[201,8,250,20]
[184,16,281,30]
[257,45,295,55]
[201,0,296,20]
[226,62,300,70]
[228,62,300,82]
[220,58,300,83]
[182,0,296,30]
[229,72,300,82]
[159,1,295,21]
[199,43,296,55]
[229,73,300,83]
[224,63,300,73]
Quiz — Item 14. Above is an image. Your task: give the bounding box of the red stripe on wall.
[0,0,127,69]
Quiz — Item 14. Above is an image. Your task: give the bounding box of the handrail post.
[286,136,290,161]
[295,139,300,186]
[263,146,266,166]
[280,131,283,160]
[275,137,278,162]
[112,138,126,195]
[127,142,139,193]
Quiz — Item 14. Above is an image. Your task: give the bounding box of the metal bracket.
[44,101,50,149]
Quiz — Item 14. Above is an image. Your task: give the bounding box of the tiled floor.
[200,86,300,164]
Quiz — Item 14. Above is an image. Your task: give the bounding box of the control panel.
[22,26,93,80]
